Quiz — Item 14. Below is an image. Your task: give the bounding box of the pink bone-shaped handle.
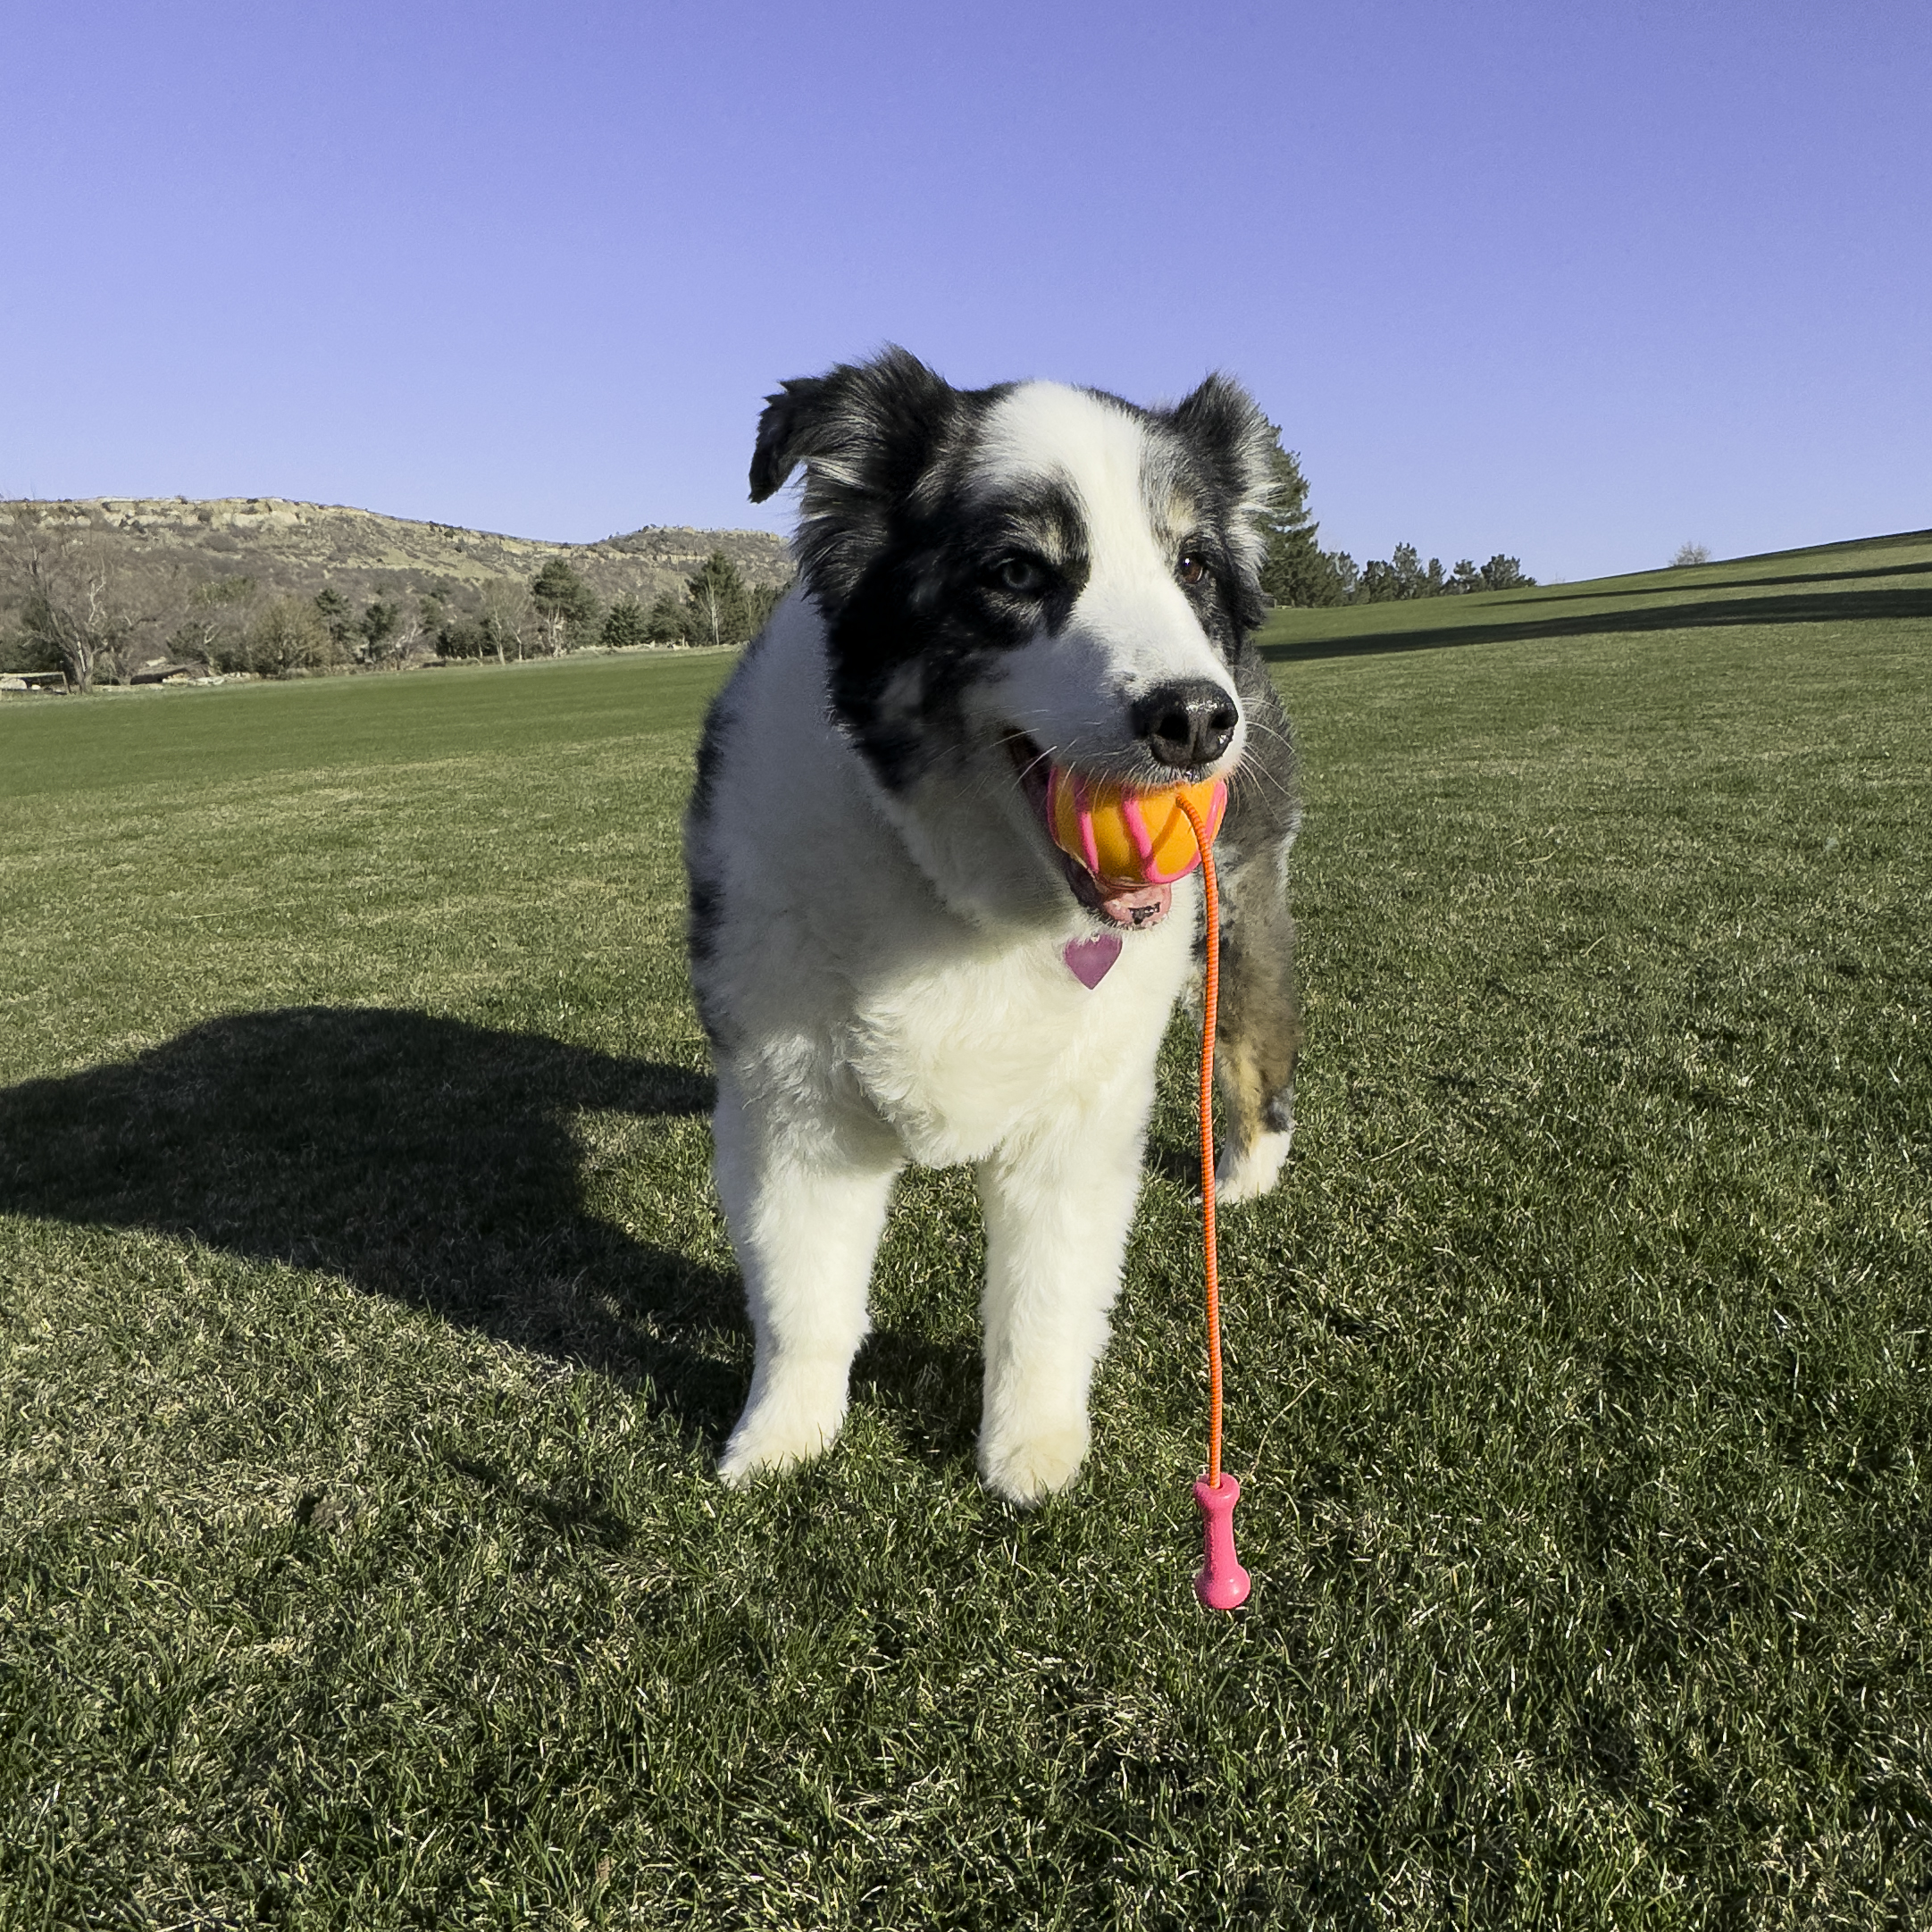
[1193,1472,1250,1610]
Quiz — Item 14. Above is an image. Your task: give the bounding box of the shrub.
[247,598,338,676]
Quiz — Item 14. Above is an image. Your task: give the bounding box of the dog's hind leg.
[1211,844,1301,1205]
[712,1072,903,1485]
[974,1095,1150,1504]
[1208,645,1301,1205]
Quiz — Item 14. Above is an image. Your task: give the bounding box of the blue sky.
[4,0,1928,581]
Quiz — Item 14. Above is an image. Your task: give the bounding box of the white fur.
[1216,1126,1294,1205]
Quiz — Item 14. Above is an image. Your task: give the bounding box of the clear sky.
[4,0,1928,581]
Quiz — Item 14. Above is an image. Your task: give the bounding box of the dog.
[682,347,1301,1502]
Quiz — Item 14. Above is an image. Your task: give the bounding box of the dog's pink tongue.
[1096,881,1172,931]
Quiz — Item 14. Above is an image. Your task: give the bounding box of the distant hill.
[0,496,796,684]
[1,495,792,614]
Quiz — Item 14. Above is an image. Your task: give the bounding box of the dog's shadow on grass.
[851,1328,983,1472]
[0,1007,750,1447]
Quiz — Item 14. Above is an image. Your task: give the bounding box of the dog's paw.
[715,1384,845,1487]
[1215,1126,1293,1206]
[980,1421,1090,1506]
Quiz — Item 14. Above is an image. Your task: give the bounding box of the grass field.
[3,534,1929,1928]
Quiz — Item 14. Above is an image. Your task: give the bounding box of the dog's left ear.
[1172,374,1277,621]
[1172,374,1276,530]
[749,377,831,504]
[749,346,957,503]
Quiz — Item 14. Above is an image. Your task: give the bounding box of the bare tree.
[166,609,226,672]
[5,511,154,691]
[163,570,257,672]
[1671,542,1712,567]
[479,576,533,665]
[382,614,422,669]
[683,549,755,648]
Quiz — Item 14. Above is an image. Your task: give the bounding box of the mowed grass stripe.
[0,648,739,802]
[1,652,734,1080]
[2,541,1928,1928]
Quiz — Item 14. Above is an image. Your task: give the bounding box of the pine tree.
[644,591,691,646]
[313,587,355,652]
[1254,433,1355,606]
[359,598,400,656]
[683,550,753,649]
[531,557,598,653]
[600,596,649,650]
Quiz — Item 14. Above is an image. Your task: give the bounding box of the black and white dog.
[683,348,1301,1502]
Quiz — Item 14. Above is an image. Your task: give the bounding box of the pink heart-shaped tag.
[1063,933,1122,988]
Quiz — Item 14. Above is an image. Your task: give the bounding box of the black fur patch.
[686,871,722,966]
[827,474,1094,789]
[685,690,736,1045]
[684,856,731,1049]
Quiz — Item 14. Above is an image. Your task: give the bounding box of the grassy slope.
[1,540,1928,1928]
[1259,526,1932,661]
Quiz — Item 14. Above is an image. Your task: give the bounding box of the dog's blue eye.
[995,556,1048,595]
[1178,551,1209,587]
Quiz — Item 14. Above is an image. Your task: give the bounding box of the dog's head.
[749,347,1275,927]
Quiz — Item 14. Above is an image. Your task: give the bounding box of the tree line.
[1255,439,1535,606]
[7,447,1541,691]
[427,551,787,664]
[1,512,790,692]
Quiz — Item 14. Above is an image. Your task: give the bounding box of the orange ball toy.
[1046,768,1227,888]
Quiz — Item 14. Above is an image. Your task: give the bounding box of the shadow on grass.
[439,1451,639,1550]
[1263,581,1932,663]
[851,1328,983,1471]
[0,1007,749,1446]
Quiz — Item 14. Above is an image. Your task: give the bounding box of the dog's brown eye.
[1177,551,1209,587]
[996,555,1048,595]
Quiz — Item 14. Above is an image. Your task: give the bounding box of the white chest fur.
[844,901,1195,1167]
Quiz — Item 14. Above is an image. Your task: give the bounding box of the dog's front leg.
[974,1104,1148,1505]
[713,1073,902,1486]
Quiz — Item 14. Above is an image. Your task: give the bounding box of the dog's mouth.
[1005,732,1174,932]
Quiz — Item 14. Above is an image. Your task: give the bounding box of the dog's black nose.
[1132,680,1239,770]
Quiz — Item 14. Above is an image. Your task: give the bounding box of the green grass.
[3,541,1929,1928]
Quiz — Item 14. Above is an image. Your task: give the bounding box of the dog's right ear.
[749,347,953,503]
[749,377,832,503]
[748,347,957,605]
